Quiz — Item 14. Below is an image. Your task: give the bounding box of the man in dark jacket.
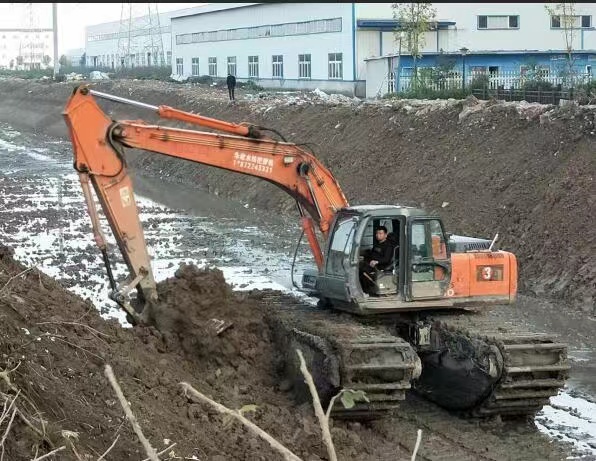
[359,226,395,294]
[226,73,236,101]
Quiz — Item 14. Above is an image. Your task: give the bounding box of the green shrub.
[188,75,213,84]
[240,79,264,91]
[522,79,554,91]
[386,86,471,100]
[468,74,490,91]
[0,68,53,79]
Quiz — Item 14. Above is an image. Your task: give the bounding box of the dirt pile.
[2,245,418,460]
[0,77,593,312]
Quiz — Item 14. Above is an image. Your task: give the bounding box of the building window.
[248,55,259,78]
[208,57,217,77]
[477,15,520,29]
[520,65,550,78]
[191,57,199,76]
[227,56,236,76]
[166,51,172,66]
[272,54,283,78]
[298,54,311,78]
[328,53,343,79]
[176,57,183,75]
[175,17,342,45]
[551,14,592,28]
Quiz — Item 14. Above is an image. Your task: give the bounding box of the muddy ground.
[0,77,594,460]
[0,78,592,312]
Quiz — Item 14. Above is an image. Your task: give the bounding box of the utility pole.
[52,2,59,77]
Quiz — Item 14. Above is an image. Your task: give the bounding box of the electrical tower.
[117,3,165,69]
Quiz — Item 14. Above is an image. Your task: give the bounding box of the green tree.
[544,2,577,84]
[392,2,437,90]
[79,52,86,67]
[59,54,69,67]
[9,59,14,69]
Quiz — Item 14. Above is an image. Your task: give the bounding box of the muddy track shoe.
[413,313,570,418]
[261,294,421,420]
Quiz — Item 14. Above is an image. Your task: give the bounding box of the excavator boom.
[62,85,569,421]
[62,85,348,319]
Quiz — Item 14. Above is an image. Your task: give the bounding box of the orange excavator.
[63,85,569,419]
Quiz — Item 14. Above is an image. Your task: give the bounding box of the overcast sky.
[0,3,204,54]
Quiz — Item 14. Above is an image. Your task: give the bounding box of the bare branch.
[0,267,34,295]
[36,321,112,340]
[296,349,337,461]
[411,429,423,461]
[0,408,17,461]
[141,442,177,461]
[180,382,301,461]
[31,446,66,461]
[97,434,120,461]
[104,365,159,461]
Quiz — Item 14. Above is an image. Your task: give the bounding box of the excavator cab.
[302,205,453,314]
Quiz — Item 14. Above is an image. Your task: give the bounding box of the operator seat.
[371,232,399,296]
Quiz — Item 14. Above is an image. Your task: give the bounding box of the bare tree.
[392,2,437,90]
[544,2,577,84]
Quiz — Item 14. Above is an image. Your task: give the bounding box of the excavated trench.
[0,78,594,459]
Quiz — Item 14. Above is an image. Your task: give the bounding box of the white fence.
[397,69,594,92]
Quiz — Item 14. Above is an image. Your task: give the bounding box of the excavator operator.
[359,226,396,294]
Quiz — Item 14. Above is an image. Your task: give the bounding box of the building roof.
[419,49,596,56]
[0,28,53,32]
[357,19,456,30]
[171,3,260,20]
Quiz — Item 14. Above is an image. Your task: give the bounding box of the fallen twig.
[296,349,337,461]
[411,429,422,461]
[104,365,159,461]
[36,321,112,341]
[180,382,301,461]
[0,268,34,295]
[31,445,65,461]
[96,433,120,461]
[141,442,177,461]
[54,337,103,361]
[0,407,17,461]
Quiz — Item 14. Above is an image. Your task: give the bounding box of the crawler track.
[261,293,421,419]
[415,312,570,418]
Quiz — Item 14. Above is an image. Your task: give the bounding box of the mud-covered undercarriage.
[262,293,569,420]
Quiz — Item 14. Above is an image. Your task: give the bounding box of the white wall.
[365,58,391,98]
[85,9,180,67]
[171,3,354,81]
[434,3,596,52]
[0,29,53,69]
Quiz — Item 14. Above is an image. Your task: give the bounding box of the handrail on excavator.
[83,86,262,138]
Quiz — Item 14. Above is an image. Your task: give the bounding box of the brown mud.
[0,78,593,312]
[0,247,572,460]
[0,77,594,460]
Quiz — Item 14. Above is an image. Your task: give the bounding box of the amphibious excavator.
[62,85,569,420]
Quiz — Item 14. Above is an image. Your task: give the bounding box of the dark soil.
[2,246,414,460]
[0,77,592,460]
[0,78,592,312]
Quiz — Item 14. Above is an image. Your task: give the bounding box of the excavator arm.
[62,85,348,321]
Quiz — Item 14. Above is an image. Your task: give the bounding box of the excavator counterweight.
[63,85,569,419]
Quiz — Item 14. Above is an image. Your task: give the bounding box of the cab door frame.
[405,217,452,301]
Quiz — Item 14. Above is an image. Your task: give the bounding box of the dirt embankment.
[0,78,594,312]
[0,246,573,461]
[1,246,406,460]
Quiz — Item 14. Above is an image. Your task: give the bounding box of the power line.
[116,2,165,69]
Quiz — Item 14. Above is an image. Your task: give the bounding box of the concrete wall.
[434,3,596,52]
[0,29,53,69]
[171,3,354,81]
[365,58,390,98]
[85,8,183,68]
